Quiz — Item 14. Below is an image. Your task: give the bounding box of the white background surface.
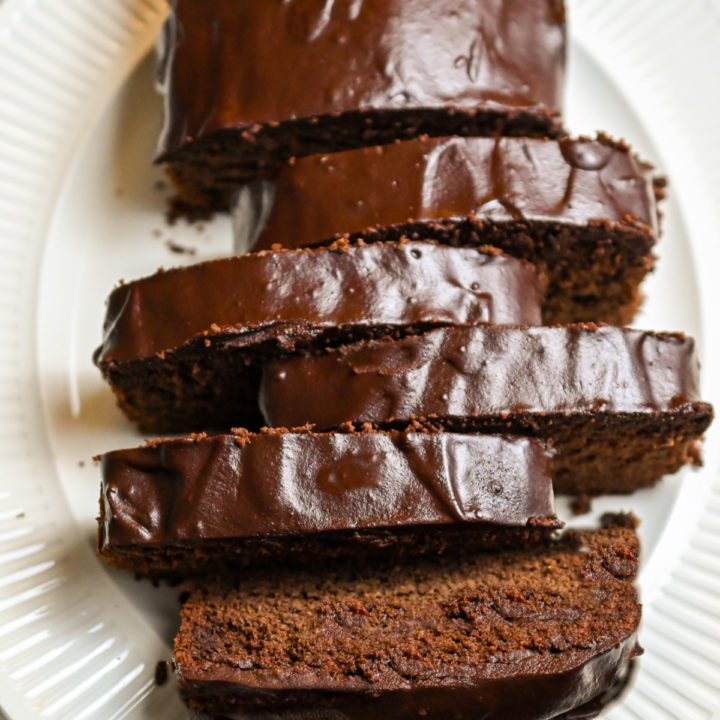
[1,0,720,718]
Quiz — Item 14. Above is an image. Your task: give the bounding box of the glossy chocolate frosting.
[94,242,542,366]
[246,135,659,253]
[188,656,635,720]
[100,430,557,562]
[176,633,640,720]
[182,637,639,720]
[157,0,566,160]
[261,324,706,430]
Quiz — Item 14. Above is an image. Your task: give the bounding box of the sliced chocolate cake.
[157,0,567,212]
[260,325,713,495]
[99,428,560,579]
[243,135,662,324]
[94,242,542,433]
[175,516,641,720]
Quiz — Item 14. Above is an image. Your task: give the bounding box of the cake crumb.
[165,240,197,255]
[166,198,214,224]
[78,460,85,468]
[570,494,592,515]
[154,660,169,686]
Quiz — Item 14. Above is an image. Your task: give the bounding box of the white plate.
[1,0,720,718]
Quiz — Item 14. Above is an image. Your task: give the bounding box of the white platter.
[1,0,719,718]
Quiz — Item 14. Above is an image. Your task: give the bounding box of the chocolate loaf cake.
[175,516,641,720]
[243,135,662,324]
[99,428,560,579]
[157,0,567,212]
[260,325,713,495]
[93,242,542,433]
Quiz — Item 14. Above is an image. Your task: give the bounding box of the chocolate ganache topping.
[94,242,542,366]
[100,431,557,554]
[260,325,705,430]
[157,0,566,161]
[180,636,639,720]
[246,135,659,253]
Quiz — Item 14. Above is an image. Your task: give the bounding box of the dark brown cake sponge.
[175,516,641,720]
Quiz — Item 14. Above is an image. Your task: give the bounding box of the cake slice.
[94,242,542,433]
[174,515,641,720]
[98,428,560,579]
[157,0,566,212]
[260,324,713,494]
[242,135,662,325]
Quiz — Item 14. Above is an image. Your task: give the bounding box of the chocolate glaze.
[94,242,542,366]
[157,0,566,164]
[182,636,639,720]
[246,135,659,253]
[99,430,559,575]
[261,324,708,429]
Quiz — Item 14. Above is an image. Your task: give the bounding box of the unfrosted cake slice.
[93,242,542,433]
[242,135,663,325]
[98,428,560,579]
[156,0,566,212]
[174,516,641,720]
[260,324,713,494]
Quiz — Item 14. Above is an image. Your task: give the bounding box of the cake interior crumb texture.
[175,519,641,720]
